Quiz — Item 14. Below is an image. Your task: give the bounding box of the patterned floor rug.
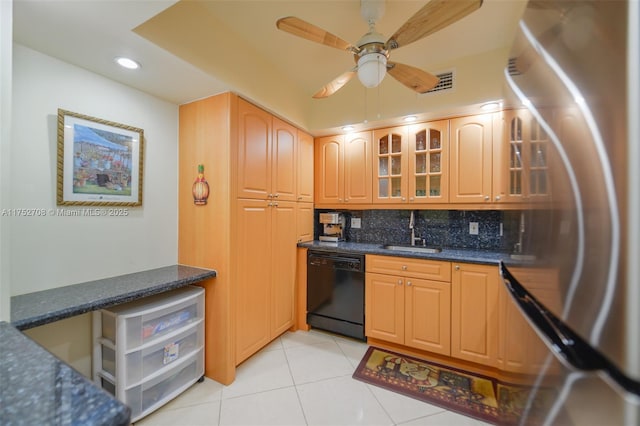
[353,346,553,425]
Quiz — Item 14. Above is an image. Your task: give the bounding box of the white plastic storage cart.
[92,286,205,422]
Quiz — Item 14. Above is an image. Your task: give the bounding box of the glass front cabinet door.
[500,109,550,203]
[408,120,449,203]
[373,121,449,204]
[373,127,408,203]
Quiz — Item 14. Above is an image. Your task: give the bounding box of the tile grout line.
[282,338,311,426]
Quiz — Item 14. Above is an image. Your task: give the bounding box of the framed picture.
[57,109,144,206]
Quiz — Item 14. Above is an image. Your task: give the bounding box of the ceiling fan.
[276,0,483,98]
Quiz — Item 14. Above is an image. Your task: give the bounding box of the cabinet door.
[451,263,499,367]
[296,203,314,243]
[405,278,451,355]
[449,114,493,203]
[365,272,404,344]
[297,130,314,202]
[498,268,560,373]
[271,201,297,337]
[272,117,297,201]
[235,199,272,364]
[237,99,272,199]
[408,120,449,203]
[495,109,551,204]
[373,127,408,203]
[314,135,343,204]
[343,131,372,203]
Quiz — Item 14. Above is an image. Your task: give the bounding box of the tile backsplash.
[315,209,526,252]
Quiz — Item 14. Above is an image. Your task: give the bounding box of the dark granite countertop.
[0,321,131,426]
[11,264,217,330]
[3,264,216,426]
[298,241,508,265]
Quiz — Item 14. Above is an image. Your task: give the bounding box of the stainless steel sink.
[510,253,537,261]
[381,244,442,254]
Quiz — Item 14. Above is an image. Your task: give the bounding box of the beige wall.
[10,44,180,375]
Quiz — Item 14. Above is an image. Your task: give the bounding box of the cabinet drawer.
[101,348,204,422]
[101,320,204,386]
[100,286,204,350]
[366,254,451,281]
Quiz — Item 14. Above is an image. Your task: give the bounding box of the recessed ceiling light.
[403,115,417,122]
[342,125,354,132]
[480,102,500,111]
[115,57,141,70]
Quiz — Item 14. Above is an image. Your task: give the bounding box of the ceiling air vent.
[507,57,521,76]
[422,70,454,95]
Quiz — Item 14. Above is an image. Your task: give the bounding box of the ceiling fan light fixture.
[357,53,387,88]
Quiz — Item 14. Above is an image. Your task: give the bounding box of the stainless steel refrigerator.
[500,0,639,424]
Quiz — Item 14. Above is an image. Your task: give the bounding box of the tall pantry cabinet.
[178,93,312,384]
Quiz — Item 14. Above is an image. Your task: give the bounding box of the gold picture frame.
[57,109,144,206]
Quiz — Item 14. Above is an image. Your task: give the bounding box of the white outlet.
[351,217,362,229]
[469,222,479,235]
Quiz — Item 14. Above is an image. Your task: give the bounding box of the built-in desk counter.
[2,264,216,426]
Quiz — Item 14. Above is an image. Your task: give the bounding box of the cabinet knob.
[398,279,403,286]
[345,198,349,202]
[273,202,279,207]
[268,202,273,207]
[495,195,501,201]
[402,265,407,271]
[455,265,460,271]
[407,281,412,286]
[484,195,490,201]
[274,193,279,198]
[297,196,303,200]
[338,198,343,202]
[409,197,414,201]
[268,193,273,198]
[402,197,406,202]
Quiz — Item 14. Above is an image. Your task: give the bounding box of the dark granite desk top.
[11,264,217,330]
[0,321,131,426]
[3,264,216,426]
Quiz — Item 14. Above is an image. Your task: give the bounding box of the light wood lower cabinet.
[235,199,297,364]
[365,255,451,355]
[451,262,500,368]
[498,267,561,374]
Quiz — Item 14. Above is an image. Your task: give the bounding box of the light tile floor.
[135,329,492,426]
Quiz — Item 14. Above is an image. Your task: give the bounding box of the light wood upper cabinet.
[494,109,551,203]
[408,120,449,203]
[314,131,372,205]
[297,130,314,202]
[272,117,297,201]
[366,255,451,355]
[237,99,297,201]
[451,262,500,367]
[237,99,272,200]
[449,114,494,204]
[373,126,409,203]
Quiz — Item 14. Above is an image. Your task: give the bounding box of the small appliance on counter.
[319,212,346,242]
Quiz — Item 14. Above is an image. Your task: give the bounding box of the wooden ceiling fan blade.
[312,69,357,98]
[276,16,357,53]
[387,62,439,93]
[387,0,483,50]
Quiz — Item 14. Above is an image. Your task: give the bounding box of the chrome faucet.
[409,211,422,246]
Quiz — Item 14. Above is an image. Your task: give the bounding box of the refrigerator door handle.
[499,261,640,398]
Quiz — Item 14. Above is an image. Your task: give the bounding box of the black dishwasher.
[307,251,365,341]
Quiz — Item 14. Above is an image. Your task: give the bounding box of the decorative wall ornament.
[192,164,210,205]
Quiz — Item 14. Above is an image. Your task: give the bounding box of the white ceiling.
[12,0,528,134]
